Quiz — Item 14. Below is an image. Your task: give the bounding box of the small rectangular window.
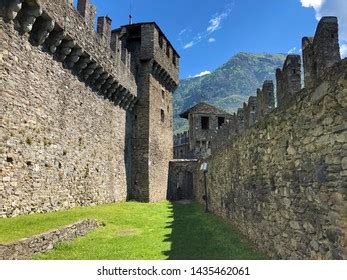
[161,109,165,123]
[166,45,170,57]
[201,116,209,130]
[218,117,225,128]
[159,36,164,48]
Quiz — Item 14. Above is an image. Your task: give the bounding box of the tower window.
[161,109,165,123]
[162,89,165,99]
[218,117,225,128]
[331,34,335,39]
[201,116,209,130]
[293,69,296,74]
[159,36,164,48]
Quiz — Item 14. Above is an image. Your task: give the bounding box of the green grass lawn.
[0,202,268,260]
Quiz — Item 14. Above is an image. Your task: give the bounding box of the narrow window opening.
[218,117,225,128]
[162,89,165,100]
[159,36,164,48]
[166,45,170,57]
[201,116,209,130]
[161,109,165,123]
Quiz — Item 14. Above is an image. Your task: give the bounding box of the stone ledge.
[0,219,104,260]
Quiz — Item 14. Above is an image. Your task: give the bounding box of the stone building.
[113,22,179,202]
[177,102,233,158]
[0,0,179,216]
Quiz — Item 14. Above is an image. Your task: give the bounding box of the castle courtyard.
[1,0,346,262]
[0,201,266,260]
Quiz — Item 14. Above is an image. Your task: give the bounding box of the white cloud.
[301,0,324,10]
[182,2,233,49]
[179,29,187,36]
[193,71,211,78]
[287,47,297,54]
[340,44,347,58]
[300,0,347,41]
[207,7,232,33]
[183,41,194,49]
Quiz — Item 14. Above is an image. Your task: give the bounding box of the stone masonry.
[192,17,347,259]
[0,219,103,259]
[0,0,179,216]
[177,102,233,158]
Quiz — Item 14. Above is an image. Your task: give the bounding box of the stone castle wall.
[0,0,141,217]
[194,60,347,259]
[0,18,133,216]
[1,0,180,214]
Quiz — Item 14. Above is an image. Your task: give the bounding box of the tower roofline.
[112,22,180,58]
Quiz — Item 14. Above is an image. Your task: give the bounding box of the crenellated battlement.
[113,23,180,92]
[276,55,302,107]
[188,17,343,156]
[256,80,275,121]
[243,96,257,129]
[1,0,180,214]
[302,16,341,89]
[1,0,138,111]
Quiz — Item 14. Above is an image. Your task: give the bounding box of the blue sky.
[80,0,347,79]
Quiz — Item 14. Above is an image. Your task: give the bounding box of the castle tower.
[276,55,301,107]
[179,103,233,158]
[302,17,341,89]
[112,23,180,202]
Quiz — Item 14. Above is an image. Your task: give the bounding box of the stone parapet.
[194,60,347,259]
[0,219,103,259]
[1,0,138,111]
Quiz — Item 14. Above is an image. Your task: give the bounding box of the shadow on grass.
[163,202,268,260]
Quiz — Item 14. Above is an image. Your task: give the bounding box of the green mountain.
[173,52,287,133]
